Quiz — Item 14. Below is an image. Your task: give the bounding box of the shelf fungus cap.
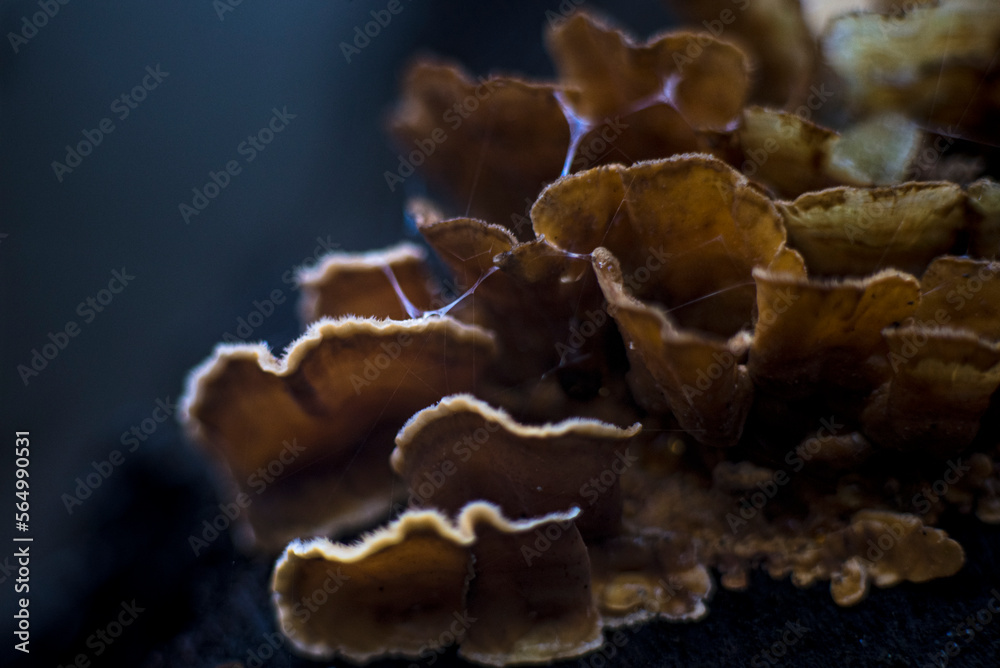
[734,107,922,198]
[778,182,967,278]
[592,247,753,447]
[180,316,496,550]
[861,256,1000,454]
[823,0,1000,140]
[968,178,1000,259]
[391,394,641,540]
[547,11,750,129]
[830,510,965,606]
[531,156,804,338]
[666,0,814,107]
[749,268,920,395]
[863,327,1000,455]
[389,59,568,233]
[271,502,602,666]
[296,242,439,322]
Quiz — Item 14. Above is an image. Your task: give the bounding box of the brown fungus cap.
[586,533,714,626]
[180,316,495,550]
[916,255,1000,339]
[413,208,636,422]
[968,178,1000,259]
[546,12,750,129]
[666,0,815,107]
[271,502,601,666]
[531,156,804,338]
[296,242,438,322]
[778,182,967,278]
[749,268,920,395]
[391,393,640,540]
[625,464,965,607]
[862,327,1000,456]
[389,61,567,236]
[593,247,754,447]
[389,14,753,227]
[829,510,966,606]
[822,0,1000,142]
[731,107,922,198]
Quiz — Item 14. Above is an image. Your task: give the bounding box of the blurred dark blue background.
[3,1,1000,666]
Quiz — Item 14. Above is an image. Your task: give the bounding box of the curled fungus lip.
[176,2,1000,665]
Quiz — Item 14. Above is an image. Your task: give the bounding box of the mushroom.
[390,393,641,539]
[174,4,1000,663]
[297,242,439,321]
[727,107,922,198]
[271,502,602,666]
[180,316,495,549]
[389,12,753,227]
[823,0,1000,142]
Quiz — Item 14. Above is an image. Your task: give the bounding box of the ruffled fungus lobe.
[778,183,967,277]
[181,317,495,549]
[863,327,1000,456]
[731,107,922,198]
[391,394,641,539]
[531,156,803,337]
[297,242,438,321]
[829,511,965,606]
[748,268,920,394]
[968,178,1000,259]
[272,503,601,666]
[592,247,753,447]
[667,0,815,107]
[389,12,752,227]
[175,5,1000,664]
[545,12,749,129]
[823,0,1000,141]
[389,61,568,235]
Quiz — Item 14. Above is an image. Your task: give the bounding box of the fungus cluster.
[181,3,1000,665]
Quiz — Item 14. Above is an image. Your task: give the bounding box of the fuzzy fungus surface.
[179,4,1000,666]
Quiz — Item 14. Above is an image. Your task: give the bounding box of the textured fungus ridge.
[178,3,1000,665]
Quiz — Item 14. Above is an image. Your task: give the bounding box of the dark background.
[2,1,999,666]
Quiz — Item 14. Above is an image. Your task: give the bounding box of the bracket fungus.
[181,315,495,550]
[180,2,1000,665]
